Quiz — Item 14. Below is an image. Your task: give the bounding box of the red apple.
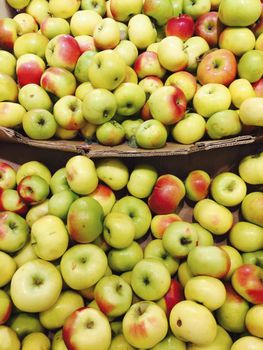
[16,54,46,87]
[165,14,195,41]
[252,78,263,97]
[195,11,224,47]
[157,279,184,316]
[148,174,185,214]
[184,170,211,202]
[197,48,237,86]
[0,18,17,51]
[231,264,263,305]
[140,101,152,121]
[134,51,166,79]
[151,213,182,239]
[0,188,28,216]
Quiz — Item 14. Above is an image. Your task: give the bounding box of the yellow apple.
[229,79,256,108]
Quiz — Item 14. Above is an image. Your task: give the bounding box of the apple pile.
[0,150,262,349]
[0,0,263,149]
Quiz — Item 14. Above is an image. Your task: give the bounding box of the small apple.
[96,157,129,191]
[195,11,224,47]
[0,102,25,128]
[48,0,81,19]
[88,183,116,216]
[53,95,84,130]
[192,223,214,246]
[135,119,168,149]
[40,16,70,40]
[134,51,166,79]
[184,36,210,72]
[9,313,44,340]
[241,192,263,227]
[238,50,263,83]
[16,160,51,185]
[25,0,50,25]
[13,239,38,267]
[114,39,138,66]
[165,71,197,102]
[0,289,12,325]
[206,109,242,140]
[0,73,18,102]
[183,0,211,19]
[0,50,16,78]
[114,82,146,116]
[0,18,17,51]
[158,36,188,72]
[81,0,106,16]
[231,336,263,350]
[171,113,206,145]
[93,17,120,50]
[220,245,243,280]
[0,188,28,215]
[143,0,174,26]
[165,14,195,41]
[239,96,263,127]
[0,162,16,190]
[151,213,182,239]
[184,169,211,202]
[70,10,102,36]
[16,53,46,87]
[128,14,157,50]
[21,332,51,350]
[230,222,263,253]
[75,35,97,53]
[245,304,263,338]
[127,163,158,199]
[74,50,96,83]
[229,79,256,108]
[18,84,53,111]
[238,151,263,185]
[110,0,143,22]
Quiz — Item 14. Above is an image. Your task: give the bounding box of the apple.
[70,10,102,36]
[195,11,224,47]
[10,258,62,312]
[39,290,84,330]
[157,279,184,316]
[60,243,107,290]
[0,188,28,215]
[241,192,263,227]
[231,264,263,304]
[193,83,232,118]
[165,71,197,102]
[169,300,217,345]
[55,126,78,140]
[21,332,51,350]
[255,31,263,49]
[81,0,106,16]
[63,307,111,350]
[184,36,210,72]
[9,312,44,340]
[220,245,243,281]
[109,334,135,350]
[184,276,226,311]
[158,36,188,72]
[134,51,166,79]
[6,0,30,9]
[0,289,12,325]
[148,174,185,215]
[122,301,168,349]
[219,27,256,56]
[0,50,16,78]
[184,169,211,202]
[135,119,168,149]
[94,274,133,317]
[108,241,143,273]
[0,18,17,51]
[123,66,138,84]
[93,18,120,50]
[206,109,242,140]
[25,0,50,25]
[162,221,198,259]
[183,0,211,19]
[110,0,143,22]
[13,239,38,267]
[231,336,263,350]
[67,196,104,243]
[0,102,26,128]
[197,49,237,86]
[238,151,263,185]
[239,96,263,127]
[122,118,144,141]
[131,258,171,301]
[218,0,262,27]
[128,14,157,50]
[215,283,250,333]
[245,304,263,338]
[88,183,115,216]
[0,251,16,287]
[192,223,214,246]
[74,50,96,83]
[165,14,195,41]
[144,239,180,275]
[230,222,263,253]
[16,53,45,87]
[51,329,68,350]
[238,50,263,83]
[252,78,263,97]
[113,40,138,67]
[13,32,49,59]
[229,79,256,108]
[50,168,70,194]
[41,67,77,98]
[187,245,231,278]
[151,213,182,239]
[18,84,53,111]
[16,160,51,185]
[171,113,206,145]
[48,0,81,18]
[40,16,70,40]
[96,157,129,191]
[53,95,84,130]
[177,261,194,287]
[114,82,146,116]
[143,0,174,26]
[127,163,158,199]
[48,189,77,220]
[0,326,20,350]
[75,82,94,101]
[0,73,18,102]
[22,108,57,140]
[75,35,97,53]
[88,49,126,90]
[0,162,16,190]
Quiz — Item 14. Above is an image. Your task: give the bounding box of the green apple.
[135,119,168,149]
[193,83,232,118]
[109,334,135,350]
[121,118,143,141]
[53,95,84,130]
[22,109,57,140]
[229,79,256,108]
[74,51,96,83]
[184,36,210,72]
[151,332,186,350]
[50,168,70,194]
[165,71,197,102]
[122,301,168,349]
[143,0,174,25]
[0,162,16,190]
[25,0,50,25]
[96,120,125,146]
[0,50,16,77]
[144,239,180,275]
[242,250,263,268]
[0,289,12,325]
[127,163,158,199]
[241,192,263,227]
[82,88,117,125]
[158,36,188,72]
[18,84,53,111]
[9,313,44,340]
[93,17,120,50]
[48,190,78,220]
[114,39,138,66]
[171,0,183,16]
[81,0,106,15]
[219,0,262,26]
[0,211,29,253]
[39,290,84,330]
[245,304,263,338]
[16,160,51,185]
[40,16,70,39]
[94,274,133,317]
[169,300,217,345]
[88,50,126,90]
[17,174,50,205]
[184,170,211,202]
[238,50,263,83]
[10,259,62,313]
[239,97,263,127]
[219,27,256,56]
[183,0,211,19]
[206,109,242,140]
[230,222,263,253]
[108,241,144,273]
[48,0,81,18]
[171,113,206,144]
[114,82,146,116]
[187,246,230,278]
[31,215,69,261]
[215,283,250,333]
[13,239,38,268]
[88,183,116,216]
[13,32,49,59]
[162,221,198,259]
[131,258,171,301]
[70,10,102,36]
[60,243,107,290]
[96,158,129,191]
[239,151,263,185]
[177,261,194,287]
[21,332,51,350]
[74,35,97,53]
[13,12,38,36]
[111,195,152,239]
[0,326,20,350]
[75,82,94,101]
[231,336,263,350]
[0,251,16,287]
[55,125,79,140]
[220,245,243,280]
[184,276,226,311]
[66,155,98,195]
[192,223,214,246]
[0,73,18,102]
[128,14,157,50]
[0,102,26,128]
[67,196,104,243]
[51,329,67,350]
[193,198,233,235]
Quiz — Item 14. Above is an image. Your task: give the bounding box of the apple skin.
[134,51,166,79]
[157,36,188,72]
[241,192,263,227]
[54,95,85,130]
[18,84,53,112]
[93,17,120,50]
[197,49,237,86]
[143,0,174,26]
[245,304,263,338]
[220,245,243,281]
[62,306,112,350]
[109,334,135,350]
[74,50,96,83]
[165,71,197,102]
[70,10,103,37]
[195,11,224,47]
[219,27,256,56]
[238,151,263,185]
[48,0,81,19]
[184,36,210,72]
[67,196,104,243]
[206,109,242,140]
[114,39,138,67]
[185,170,211,202]
[178,261,194,287]
[16,160,51,185]
[40,16,70,40]
[0,50,16,78]
[127,163,158,199]
[238,50,263,83]
[21,332,51,350]
[0,102,26,129]
[41,67,77,98]
[16,54,46,87]
[229,222,263,253]
[239,97,263,127]
[95,158,129,191]
[25,0,50,25]
[0,18,17,51]
[0,290,12,325]
[88,183,116,216]
[165,14,195,41]
[148,174,185,215]
[122,301,168,349]
[128,14,157,50]
[231,264,263,304]
[0,188,28,216]
[0,73,18,102]
[187,246,231,279]
[9,312,44,340]
[157,279,184,316]
[229,79,256,108]
[114,82,146,116]
[135,119,168,149]
[13,32,49,59]
[0,251,17,287]
[215,283,250,333]
[17,175,50,205]
[192,223,214,246]
[169,300,217,346]
[231,336,263,350]
[0,326,21,350]
[110,0,143,22]
[48,189,78,220]
[151,213,182,239]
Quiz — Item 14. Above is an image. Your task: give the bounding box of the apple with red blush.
[151,213,182,239]
[134,51,166,79]
[195,11,224,47]
[252,78,263,97]
[251,2,263,37]
[157,279,184,316]
[88,183,116,216]
[0,188,28,216]
[165,14,195,41]
[148,174,185,214]
[184,169,211,202]
[0,18,17,52]
[0,162,16,190]
[16,54,46,87]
